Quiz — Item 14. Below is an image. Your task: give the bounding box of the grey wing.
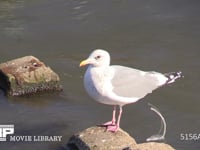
[111,65,164,99]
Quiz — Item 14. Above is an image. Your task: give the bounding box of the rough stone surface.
[67,126,137,150]
[137,142,175,150]
[0,56,62,96]
[66,126,175,150]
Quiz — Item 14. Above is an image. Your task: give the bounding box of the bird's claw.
[102,121,116,126]
[106,125,119,132]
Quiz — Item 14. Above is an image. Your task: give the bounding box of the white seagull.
[79,49,182,132]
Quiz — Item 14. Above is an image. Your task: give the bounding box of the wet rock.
[0,56,62,96]
[66,126,175,150]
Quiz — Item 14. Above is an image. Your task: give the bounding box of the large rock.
[67,126,137,150]
[66,126,175,150]
[0,56,62,96]
[137,142,175,150]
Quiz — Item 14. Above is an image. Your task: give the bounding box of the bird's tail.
[164,71,183,84]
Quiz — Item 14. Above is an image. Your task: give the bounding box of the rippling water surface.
[0,0,200,149]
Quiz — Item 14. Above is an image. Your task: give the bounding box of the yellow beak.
[79,59,89,67]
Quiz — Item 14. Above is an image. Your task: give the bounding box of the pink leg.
[107,106,122,132]
[103,105,116,126]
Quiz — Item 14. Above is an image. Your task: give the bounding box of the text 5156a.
[180,133,200,141]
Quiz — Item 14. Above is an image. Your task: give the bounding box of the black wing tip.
[175,71,184,78]
[165,71,183,84]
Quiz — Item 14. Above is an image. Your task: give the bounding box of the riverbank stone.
[66,126,175,150]
[0,56,62,96]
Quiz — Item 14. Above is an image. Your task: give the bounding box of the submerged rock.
[0,56,62,96]
[66,126,175,150]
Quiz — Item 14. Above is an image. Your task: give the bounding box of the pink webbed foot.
[106,125,119,132]
[102,121,115,126]
[98,105,122,133]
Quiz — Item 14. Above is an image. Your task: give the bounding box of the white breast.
[83,66,115,105]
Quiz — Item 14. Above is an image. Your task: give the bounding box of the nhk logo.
[0,125,14,141]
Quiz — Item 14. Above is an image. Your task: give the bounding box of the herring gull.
[80,49,182,132]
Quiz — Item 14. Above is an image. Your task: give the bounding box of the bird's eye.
[95,55,101,60]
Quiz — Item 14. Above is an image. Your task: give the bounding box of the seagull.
[79,49,182,132]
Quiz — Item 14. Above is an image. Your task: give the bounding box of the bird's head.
[79,49,110,67]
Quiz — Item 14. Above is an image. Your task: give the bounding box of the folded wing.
[111,65,167,99]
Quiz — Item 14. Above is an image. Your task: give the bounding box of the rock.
[137,142,175,150]
[66,126,175,150]
[67,126,137,150]
[0,56,62,96]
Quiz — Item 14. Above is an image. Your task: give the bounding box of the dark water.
[0,0,200,149]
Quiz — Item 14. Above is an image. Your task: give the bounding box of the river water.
[0,0,200,150]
